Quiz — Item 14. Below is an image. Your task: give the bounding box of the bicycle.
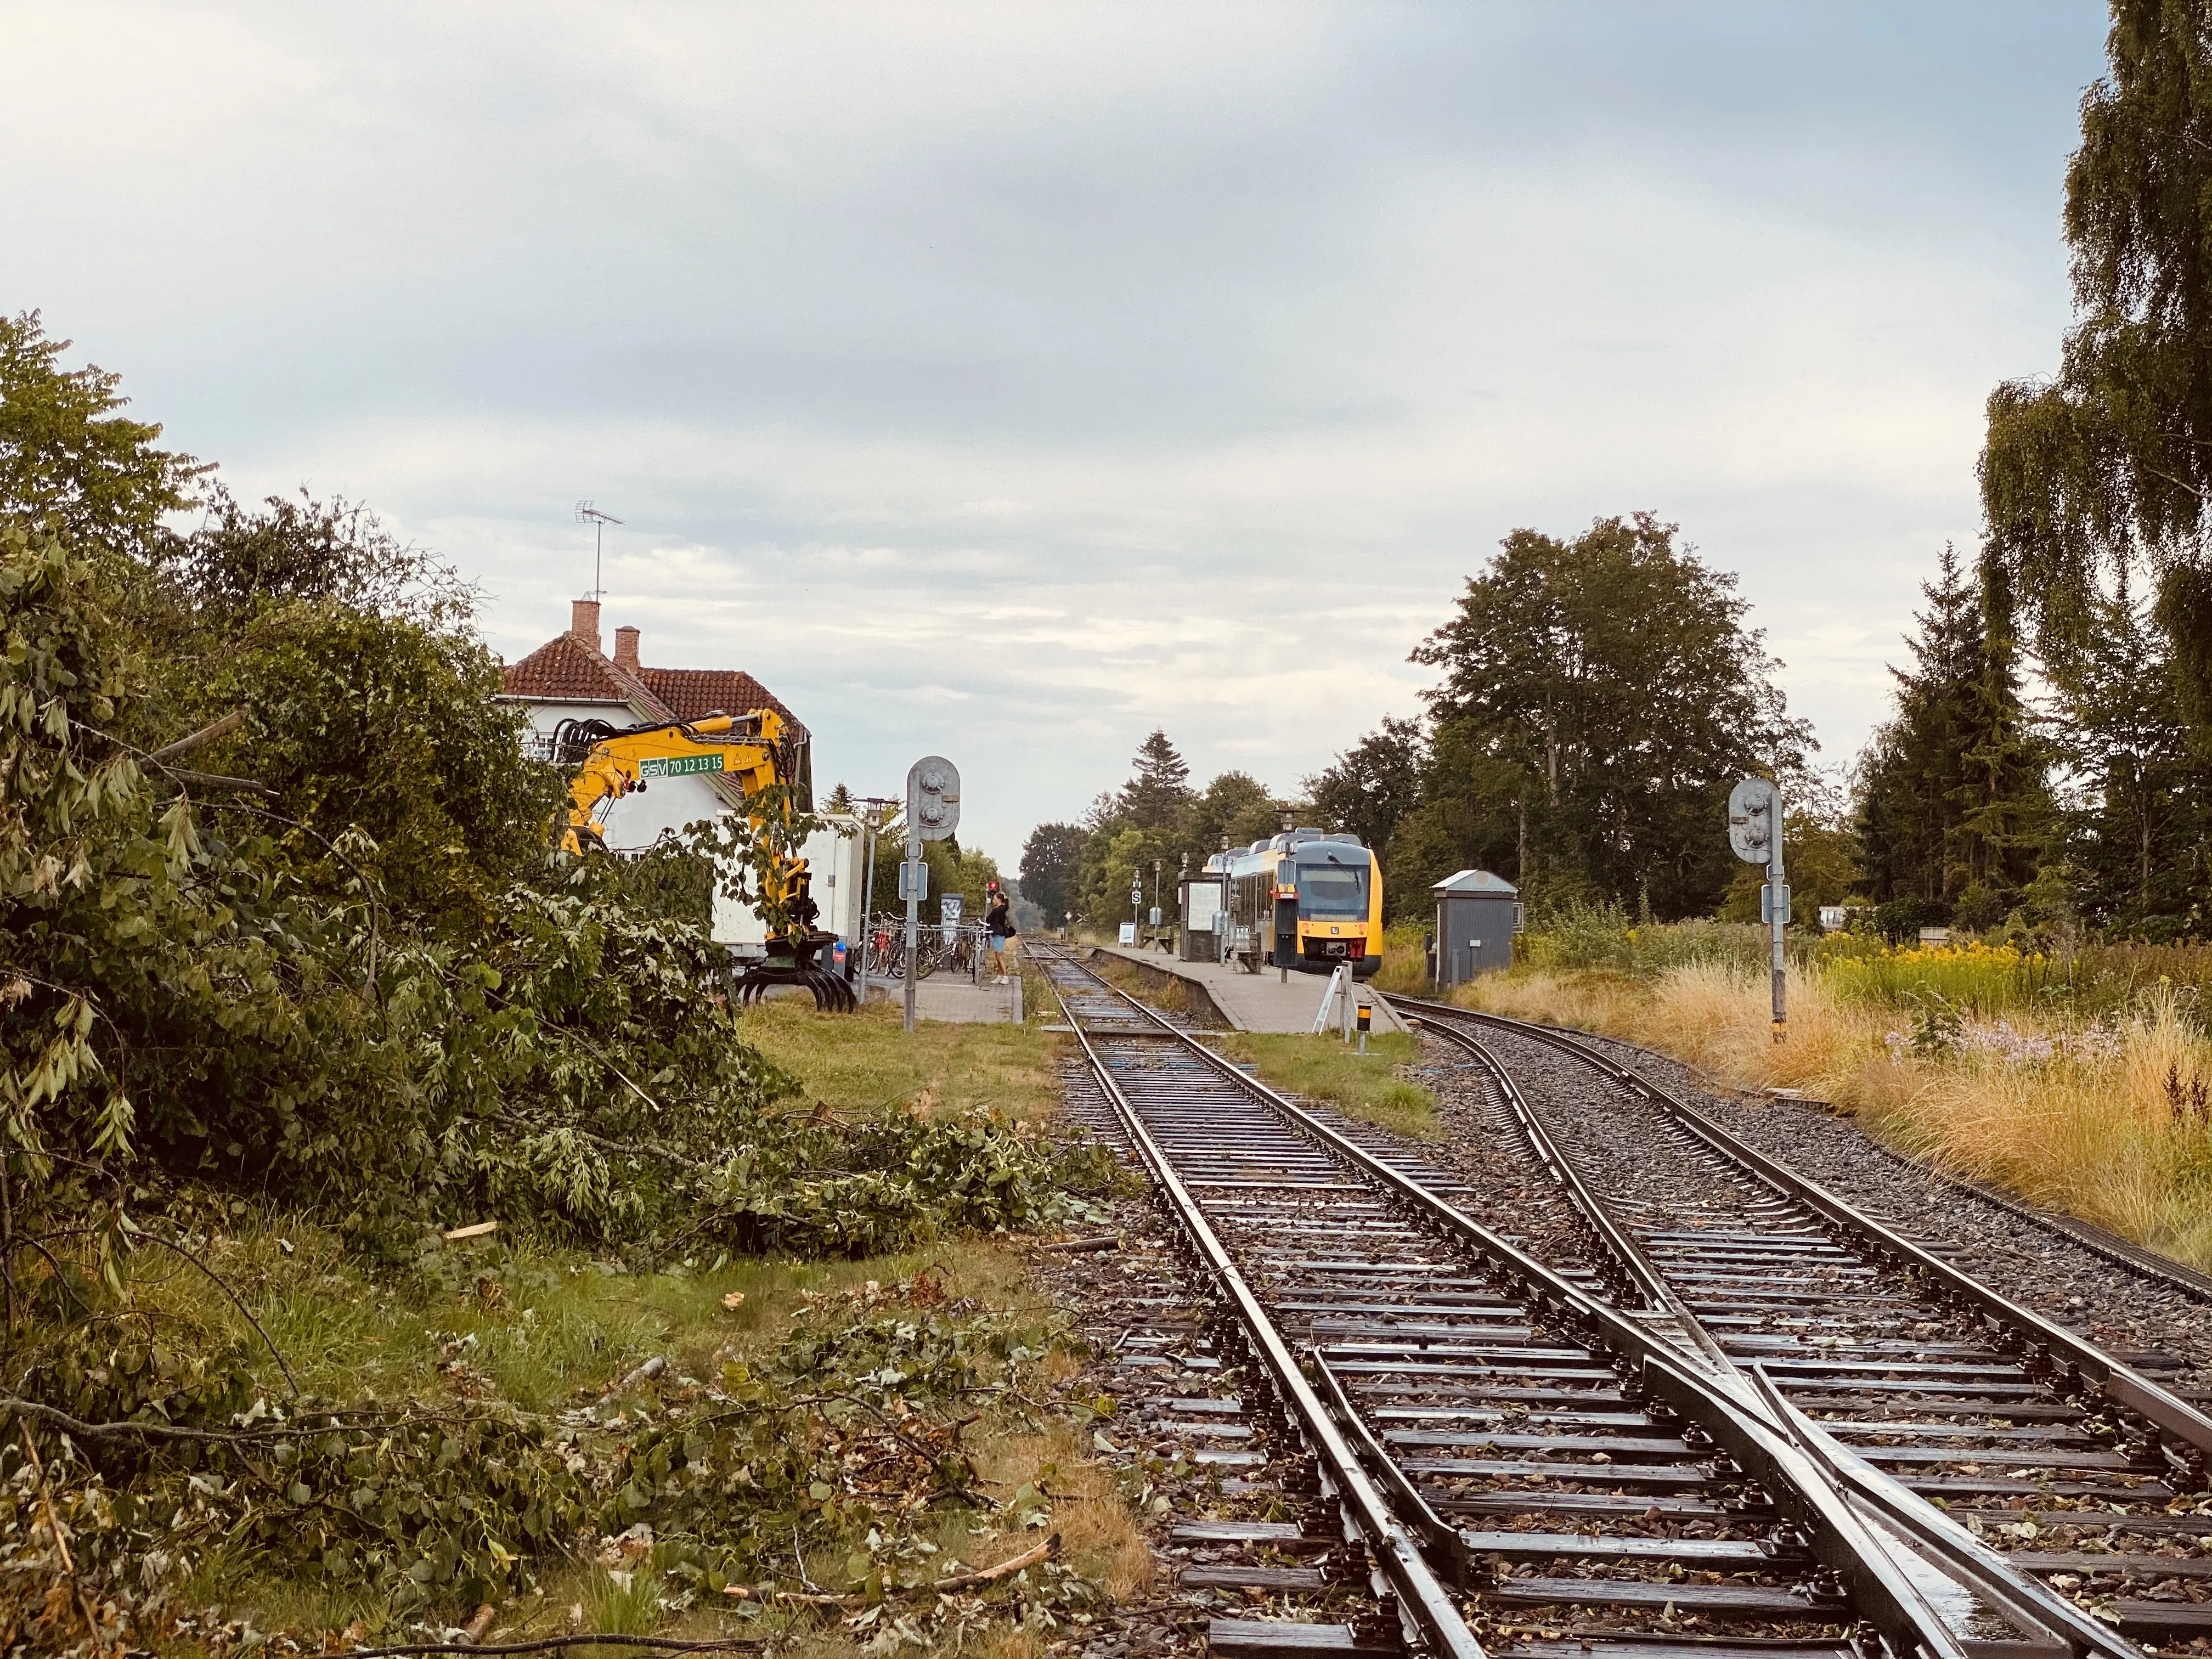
[865,915,939,980]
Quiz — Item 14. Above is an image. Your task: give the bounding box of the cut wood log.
[600,1355,667,1396]
[768,1532,1062,1607]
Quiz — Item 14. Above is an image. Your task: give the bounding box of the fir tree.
[2048,564,2212,935]
[1855,546,2047,926]
[1118,729,1193,830]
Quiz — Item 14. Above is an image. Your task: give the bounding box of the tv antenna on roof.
[574,501,624,600]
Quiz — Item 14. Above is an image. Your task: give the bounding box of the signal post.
[902,757,961,1034]
[1727,776,1788,1042]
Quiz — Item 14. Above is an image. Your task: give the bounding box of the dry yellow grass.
[1459,963,2212,1273]
[974,1421,1156,1602]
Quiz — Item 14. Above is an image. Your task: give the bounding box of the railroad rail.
[1031,944,2152,1659]
[1392,994,2212,1651]
[1464,1015,2212,1307]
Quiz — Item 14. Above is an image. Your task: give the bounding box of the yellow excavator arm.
[558,709,790,856]
[551,708,853,1010]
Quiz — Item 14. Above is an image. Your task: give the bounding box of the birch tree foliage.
[1982,2,2212,706]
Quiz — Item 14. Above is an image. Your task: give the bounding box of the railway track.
[1029,944,2157,1659]
[1391,994,2212,1653]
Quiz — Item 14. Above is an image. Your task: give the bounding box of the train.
[1204,827,1384,979]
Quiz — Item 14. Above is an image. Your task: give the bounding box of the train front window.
[1296,862,1368,918]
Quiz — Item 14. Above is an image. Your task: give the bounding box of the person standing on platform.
[986,884,1016,979]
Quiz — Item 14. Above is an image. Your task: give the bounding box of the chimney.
[613,625,640,670]
[570,597,602,652]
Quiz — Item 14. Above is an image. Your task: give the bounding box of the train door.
[1229,868,1265,973]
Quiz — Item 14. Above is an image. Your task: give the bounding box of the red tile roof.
[500,631,634,704]
[637,667,802,735]
[500,630,808,740]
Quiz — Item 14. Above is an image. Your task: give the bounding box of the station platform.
[1086,942,1409,1035]
[862,975,1024,1025]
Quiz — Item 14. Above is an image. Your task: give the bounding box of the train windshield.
[1296,861,1369,919]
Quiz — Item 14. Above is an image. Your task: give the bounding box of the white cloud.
[0,1,2107,860]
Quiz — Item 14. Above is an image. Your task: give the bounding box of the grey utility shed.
[1433,870,1521,989]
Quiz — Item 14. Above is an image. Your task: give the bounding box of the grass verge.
[149,1216,1146,1644]
[1212,1031,1438,1138]
[65,1001,1135,1657]
[1458,962,2212,1272]
[1370,919,1435,996]
[738,992,1065,1125]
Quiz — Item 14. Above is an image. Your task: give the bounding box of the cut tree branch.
[168,769,277,797]
[150,708,248,764]
[126,1225,300,1394]
[768,1532,1060,1606]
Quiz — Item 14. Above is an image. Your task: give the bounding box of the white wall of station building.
[510,696,868,958]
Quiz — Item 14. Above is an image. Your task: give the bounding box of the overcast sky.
[2,3,2108,864]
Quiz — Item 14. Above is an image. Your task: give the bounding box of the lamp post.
[854,796,898,1011]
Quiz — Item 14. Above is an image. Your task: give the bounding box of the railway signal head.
[906,755,961,842]
[1726,776,1779,865]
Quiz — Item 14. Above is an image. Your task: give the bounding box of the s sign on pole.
[1727,775,1787,1041]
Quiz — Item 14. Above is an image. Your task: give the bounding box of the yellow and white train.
[1207,830,1384,980]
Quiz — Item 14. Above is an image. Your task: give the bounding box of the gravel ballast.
[1440,1015,2212,1390]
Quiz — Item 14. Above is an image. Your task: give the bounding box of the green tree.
[1407,513,1810,918]
[1178,770,1284,860]
[1116,729,1193,830]
[2047,570,2212,935]
[1980,2,2212,728]
[1854,545,2047,920]
[1019,821,1086,922]
[1305,716,1424,855]
[0,310,207,557]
